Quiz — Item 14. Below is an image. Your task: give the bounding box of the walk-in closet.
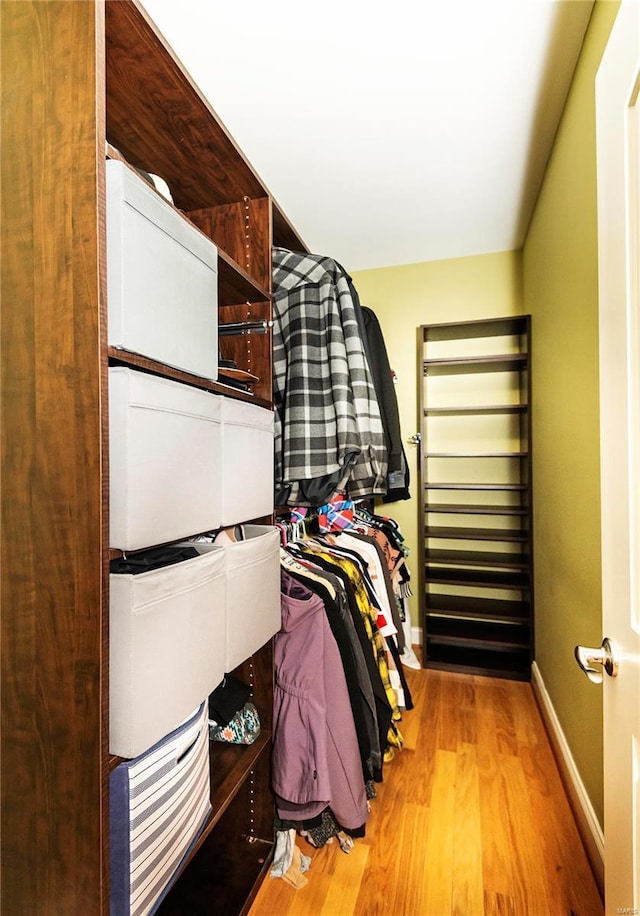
[2,0,623,913]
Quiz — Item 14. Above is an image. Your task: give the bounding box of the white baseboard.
[530,661,604,897]
[412,625,422,645]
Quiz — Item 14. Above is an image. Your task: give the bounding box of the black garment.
[385,634,414,712]
[109,544,198,574]
[361,306,411,502]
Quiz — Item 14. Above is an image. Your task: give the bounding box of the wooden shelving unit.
[1,2,308,913]
[418,316,534,680]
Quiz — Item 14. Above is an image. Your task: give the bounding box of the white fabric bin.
[110,701,211,916]
[220,399,274,525]
[224,525,280,670]
[180,526,281,671]
[106,159,218,381]
[109,368,222,550]
[110,547,226,758]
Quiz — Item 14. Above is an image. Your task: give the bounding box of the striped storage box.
[110,702,211,916]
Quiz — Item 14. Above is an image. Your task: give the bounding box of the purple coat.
[272,571,369,832]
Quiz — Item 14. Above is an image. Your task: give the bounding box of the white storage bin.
[109,368,222,550]
[225,525,280,670]
[110,701,211,916]
[110,546,226,758]
[106,159,218,380]
[220,399,274,525]
[180,526,281,671]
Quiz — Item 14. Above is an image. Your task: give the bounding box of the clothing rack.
[218,319,273,336]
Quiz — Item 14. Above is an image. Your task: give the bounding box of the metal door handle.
[408,433,422,446]
[574,637,620,684]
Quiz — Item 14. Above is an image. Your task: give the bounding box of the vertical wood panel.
[189,197,272,293]
[1,2,105,912]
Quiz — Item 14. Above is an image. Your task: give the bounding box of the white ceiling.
[140,0,595,272]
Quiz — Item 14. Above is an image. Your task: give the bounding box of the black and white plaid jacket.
[272,247,388,506]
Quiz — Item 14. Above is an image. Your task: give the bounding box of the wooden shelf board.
[425,548,529,568]
[424,593,530,621]
[155,788,275,916]
[424,404,527,415]
[425,482,527,491]
[105,1,268,210]
[425,526,527,542]
[425,451,528,458]
[218,249,271,306]
[107,349,272,407]
[422,316,529,343]
[209,731,271,818]
[423,658,531,681]
[426,633,530,652]
[423,354,528,375]
[425,502,527,516]
[425,568,529,589]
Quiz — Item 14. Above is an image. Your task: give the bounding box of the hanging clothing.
[272,247,387,506]
[273,570,369,834]
[279,549,382,785]
[360,306,411,502]
[295,540,404,750]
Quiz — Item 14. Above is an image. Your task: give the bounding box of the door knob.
[408,433,422,446]
[574,637,620,684]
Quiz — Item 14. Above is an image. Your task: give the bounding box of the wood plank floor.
[248,663,603,916]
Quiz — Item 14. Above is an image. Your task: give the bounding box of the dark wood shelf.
[424,404,527,415]
[424,566,529,589]
[425,482,527,491]
[425,630,530,652]
[423,354,528,375]
[425,451,528,458]
[425,547,529,568]
[425,502,527,516]
[423,316,530,343]
[424,652,531,682]
[6,1,291,913]
[272,202,308,252]
[218,249,271,307]
[107,348,272,408]
[156,745,275,915]
[105,1,268,211]
[425,525,527,542]
[424,593,530,621]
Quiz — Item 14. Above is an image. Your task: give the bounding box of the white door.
[595,0,640,910]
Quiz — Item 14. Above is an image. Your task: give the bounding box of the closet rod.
[218,319,273,337]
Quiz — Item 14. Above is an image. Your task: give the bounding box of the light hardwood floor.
[248,663,603,916]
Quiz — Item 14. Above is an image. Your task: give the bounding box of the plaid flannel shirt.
[272,248,388,506]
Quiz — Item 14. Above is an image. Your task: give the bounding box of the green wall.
[352,0,619,831]
[351,250,523,633]
[522,0,619,830]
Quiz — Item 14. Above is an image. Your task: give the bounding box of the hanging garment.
[331,530,404,650]
[360,306,411,501]
[314,533,413,712]
[272,247,387,506]
[295,540,403,751]
[273,570,369,833]
[279,549,382,785]
[287,544,396,776]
